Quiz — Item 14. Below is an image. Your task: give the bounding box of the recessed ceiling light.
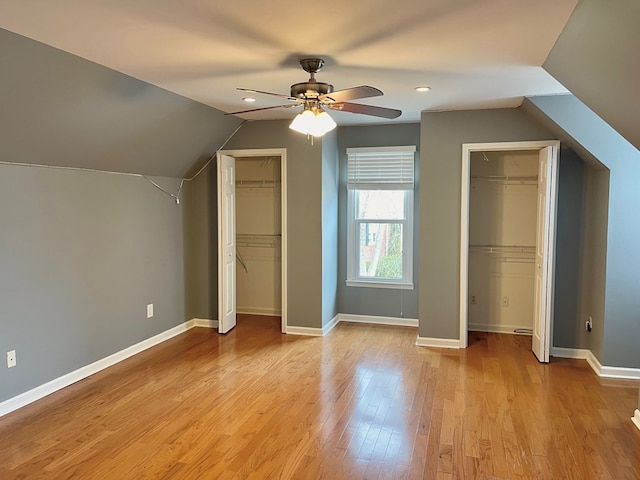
[242,97,257,103]
[415,86,431,92]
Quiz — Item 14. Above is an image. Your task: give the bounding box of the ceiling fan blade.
[319,85,383,103]
[237,87,298,101]
[225,104,299,115]
[328,102,402,119]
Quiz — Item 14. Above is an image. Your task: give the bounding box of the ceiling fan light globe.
[289,109,316,135]
[310,111,337,137]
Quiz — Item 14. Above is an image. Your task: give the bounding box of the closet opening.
[217,148,287,335]
[235,156,282,318]
[460,141,559,362]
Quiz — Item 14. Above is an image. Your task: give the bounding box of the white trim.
[287,313,417,337]
[459,140,560,355]
[600,366,640,380]
[586,350,603,376]
[550,347,589,359]
[219,148,288,334]
[632,410,640,432]
[285,326,324,337]
[469,324,532,335]
[597,361,640,380]
[460,147,471,349]
[415,336,461,349]
[586,350,640,379]
[541,144,560,363]
[323,314,340,335]
[345,280,414,290]
[192,318,218,329]
[237,308,281,317]
[340,313,419,328]
[553,348,640,379]
[0,321,196,418]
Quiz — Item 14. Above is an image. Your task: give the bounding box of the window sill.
[346,280,414,290]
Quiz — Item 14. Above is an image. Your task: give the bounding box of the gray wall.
[337,124,421,319]
[525,95,640,368]
[578,168,609,361]
[0,27,241,403]
[544,0,640,151]
[321,130,339,327]
[419,109,553,340]
[197,120,326,329]
[0,166,184,402]
[552,148,586,349]
[183,164,218,320]
[0,27,242,177]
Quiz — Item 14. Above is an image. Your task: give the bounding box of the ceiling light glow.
[415,86,431,92]
[289,107,337,137]
[242,97,257,103]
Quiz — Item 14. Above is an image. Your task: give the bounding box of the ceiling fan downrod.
[290,58,333,99]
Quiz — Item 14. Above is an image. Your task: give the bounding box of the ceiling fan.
[226,58,402,136]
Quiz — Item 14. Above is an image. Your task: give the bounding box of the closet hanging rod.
[236,233,281,247]
[470,175,538,182]
[236,179,280,188]
[469,244,535,255]
[236,233,281,239]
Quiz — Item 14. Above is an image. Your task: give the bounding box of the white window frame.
[346,146,415,289]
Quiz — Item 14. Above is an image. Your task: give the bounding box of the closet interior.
[235,156,282,317]
[467,150,539,334]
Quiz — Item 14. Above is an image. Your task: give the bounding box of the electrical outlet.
[501,296,510,307]
[7,350,16,368]
[471,295,477,304]
[147,303,154,318]
[586,316,592,332]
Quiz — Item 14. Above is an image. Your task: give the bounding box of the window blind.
[347,146,416,190]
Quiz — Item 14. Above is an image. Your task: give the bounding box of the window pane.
[356,190,405,220]
[358,223,404,279]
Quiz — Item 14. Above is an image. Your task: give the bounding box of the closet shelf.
[236,180,280,188]
[471,175,537,185]
[469,245,535,264]
[236,233,281,247]
[469,244,535,255]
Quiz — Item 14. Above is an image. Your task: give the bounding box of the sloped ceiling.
[0,28,242,177]
[544,0,640,151]
[0,0,577,125]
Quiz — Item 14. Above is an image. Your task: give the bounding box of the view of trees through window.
[356,190,405,279]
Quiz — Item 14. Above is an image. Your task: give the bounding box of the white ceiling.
[0,0,578,125]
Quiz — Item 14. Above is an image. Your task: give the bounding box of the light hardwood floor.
[1,315,639,479]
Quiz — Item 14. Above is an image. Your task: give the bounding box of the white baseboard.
[340,313,419,328]
[285,313,418,337]
[323,314,340,336]
[237,308,281,316]
[550,347,589,359]
[191,318,218,329]
[552,347,640,380]
[595,354,640,380]
[469,323,532,335]
[632,410,640,432]
[415,336,461,349]
[0,320,199,418]
[285,326,324,337]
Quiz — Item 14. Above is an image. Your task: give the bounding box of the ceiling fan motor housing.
[290,81,333,99]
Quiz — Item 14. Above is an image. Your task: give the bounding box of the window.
[346,146,415,289]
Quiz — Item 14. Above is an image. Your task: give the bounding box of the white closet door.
[532,146,555,362]
[218,154,237,334]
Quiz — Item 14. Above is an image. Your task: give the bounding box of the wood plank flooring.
[1,315,639,479]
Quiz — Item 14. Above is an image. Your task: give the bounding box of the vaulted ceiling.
[0,0,578,125]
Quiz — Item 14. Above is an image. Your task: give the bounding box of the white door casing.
[460,141,559,359]
[217,148,288,334]
[218,153,237,334]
